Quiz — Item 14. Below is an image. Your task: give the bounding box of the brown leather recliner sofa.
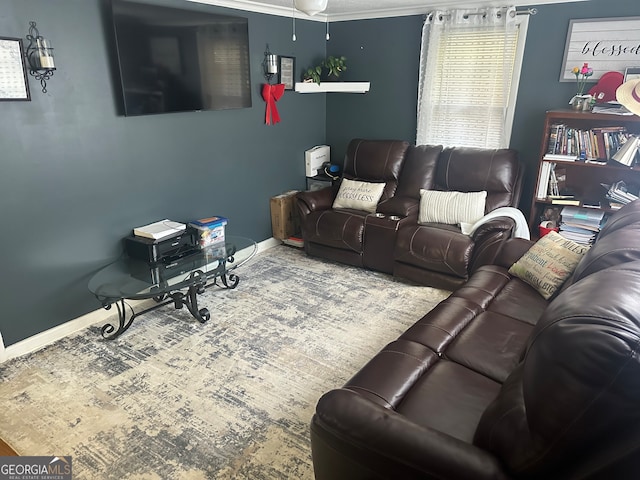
[310,200,640,480]
[295,138,524,290]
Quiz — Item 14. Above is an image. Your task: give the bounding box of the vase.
[570,94,593,111]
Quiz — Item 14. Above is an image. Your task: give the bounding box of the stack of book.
[602,180,639,209]
[559,206,606,245]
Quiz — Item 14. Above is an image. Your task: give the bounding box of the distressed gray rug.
[0,246,450,479]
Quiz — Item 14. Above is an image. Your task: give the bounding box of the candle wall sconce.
[25,21,56,93]
[263,44,278,84]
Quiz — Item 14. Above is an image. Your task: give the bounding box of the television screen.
[110,0,252,116]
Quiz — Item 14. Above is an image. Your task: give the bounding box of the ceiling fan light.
[294,0,328,16]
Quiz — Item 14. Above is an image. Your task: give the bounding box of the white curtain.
[416,7,519,148]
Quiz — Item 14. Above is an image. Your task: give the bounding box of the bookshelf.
[529,110,640,235]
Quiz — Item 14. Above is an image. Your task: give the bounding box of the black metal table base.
[99,269,239,340]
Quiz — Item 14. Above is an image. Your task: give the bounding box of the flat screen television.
[110,0,252,116]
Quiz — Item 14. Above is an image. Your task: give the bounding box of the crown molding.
[186,0,328,21]
[187,0,586,22]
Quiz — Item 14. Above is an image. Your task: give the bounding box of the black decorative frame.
[0,37,30,101]
[279,56,295,90]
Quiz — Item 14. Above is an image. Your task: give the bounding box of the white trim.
[0,237,281,364]
[186,0,587,22]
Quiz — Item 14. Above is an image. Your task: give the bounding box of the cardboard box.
[270,190,300,240]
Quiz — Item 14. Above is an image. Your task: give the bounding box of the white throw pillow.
[419,189,487,225]
[332,179,385,213]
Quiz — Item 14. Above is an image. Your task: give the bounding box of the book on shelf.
[543,153,578,161]
[536,161,553,199]
[550,197,580,205]
[133,219,187,240]
[546,123,630,161]
[560,206,605,225]
[581,201,601,209]
[546,123,563,155]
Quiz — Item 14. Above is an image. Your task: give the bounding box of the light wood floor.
[0,438,18,456]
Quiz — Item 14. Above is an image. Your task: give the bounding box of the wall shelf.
[294,82,370,94]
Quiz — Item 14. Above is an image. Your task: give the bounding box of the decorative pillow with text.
[418,189,487,225]
[332,179,385,213]
[508,231,590,299]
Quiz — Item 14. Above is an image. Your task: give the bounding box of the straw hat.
[616,79,640,116]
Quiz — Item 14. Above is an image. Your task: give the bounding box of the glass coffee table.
[88,235,257,339]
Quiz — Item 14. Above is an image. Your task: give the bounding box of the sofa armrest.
[377,196,420,218]
[494,237,536,269]
[296,187,337,215]
[469,217,518,272]
[311,388,509,480]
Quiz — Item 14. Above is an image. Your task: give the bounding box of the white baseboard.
[0,238,281,364]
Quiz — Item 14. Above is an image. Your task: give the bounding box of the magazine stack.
[559,206,606,246]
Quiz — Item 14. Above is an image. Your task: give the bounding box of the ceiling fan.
[294,0,328,16]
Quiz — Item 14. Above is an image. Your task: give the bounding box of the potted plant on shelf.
[302,65,323,85]
[302,56,347,85]
[323,55,347,80]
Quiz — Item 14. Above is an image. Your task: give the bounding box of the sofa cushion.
[303,209,367,252]
[446,310,534,383]
[394,144,443,198]
[433,147,522,212]
[332,179,385,213]
[418,189,487,225]
[342,139,410,201]
[394,224,474,278]
[508,231,589,299]
[395,359,501,443]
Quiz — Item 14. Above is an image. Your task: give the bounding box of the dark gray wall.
[325,15,424,164]
[326,0,640,210]
[0,0,328,346]
[2,0,639,346]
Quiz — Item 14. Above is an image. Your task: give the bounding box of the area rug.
[0,246,450,479]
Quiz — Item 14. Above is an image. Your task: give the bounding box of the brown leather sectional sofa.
[310,200,640,479]
[295,139,524,290]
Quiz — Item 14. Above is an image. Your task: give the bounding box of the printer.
[305,145,330,177]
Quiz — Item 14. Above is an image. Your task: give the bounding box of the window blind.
[417,10,527,149]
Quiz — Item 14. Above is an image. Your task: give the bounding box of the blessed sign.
[559,17,640,82]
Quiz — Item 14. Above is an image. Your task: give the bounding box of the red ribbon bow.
[262,83,285,125]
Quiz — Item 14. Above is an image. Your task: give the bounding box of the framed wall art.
[624,67,640,82]
[279,56,295,90]
[0,37,30,101]
[559,17,640,82]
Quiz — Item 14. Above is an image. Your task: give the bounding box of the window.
[416,8,528,148]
